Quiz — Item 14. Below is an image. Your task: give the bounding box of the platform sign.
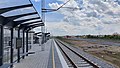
[16,38,22,49]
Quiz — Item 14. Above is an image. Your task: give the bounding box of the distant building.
[64,35,71,38]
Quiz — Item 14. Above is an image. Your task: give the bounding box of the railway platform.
[13,39,68,68]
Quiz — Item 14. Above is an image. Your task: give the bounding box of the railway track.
[54,39,99,68]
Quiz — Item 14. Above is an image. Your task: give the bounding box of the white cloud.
[34,0,41,2]
[47,0,120,35]
[44,21,120,36]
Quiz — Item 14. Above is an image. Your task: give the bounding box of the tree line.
[85,34,120,40]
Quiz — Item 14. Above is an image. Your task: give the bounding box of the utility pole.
[41,0,46,51]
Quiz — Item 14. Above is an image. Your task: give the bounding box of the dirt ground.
[62,39,120,68]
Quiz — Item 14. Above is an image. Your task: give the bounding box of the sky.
[31,0,120,36]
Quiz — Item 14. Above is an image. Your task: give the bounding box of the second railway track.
[54,39,99,68]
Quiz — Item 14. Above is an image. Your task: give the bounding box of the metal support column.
[26,31,28,56]
[10,28,13,68]
[22,30,25,59]
[45,35,47,43]
[41,32,45,51]
[0,25,3,66]
[41,0,45,51]
[41,33,44,44]
[30,32,33,48]
[17,29,20,63]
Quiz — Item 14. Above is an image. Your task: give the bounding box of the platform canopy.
[0,0,44,30]
[34,32,42,35]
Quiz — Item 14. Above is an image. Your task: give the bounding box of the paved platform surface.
[14,39,52,68]
[13,39,67,68]
[47,39,63,68]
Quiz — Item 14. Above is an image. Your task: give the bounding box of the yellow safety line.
[52,42,56,68]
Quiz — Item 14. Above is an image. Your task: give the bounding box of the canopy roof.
[0,0,44,30]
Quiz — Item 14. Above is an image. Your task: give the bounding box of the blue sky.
[31,0,64,22]
[31,0,120,36]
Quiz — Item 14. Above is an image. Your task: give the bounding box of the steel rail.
[55,40,78,68]
[55,39,99,68]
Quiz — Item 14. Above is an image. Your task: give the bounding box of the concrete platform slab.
[13,39,52,68]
